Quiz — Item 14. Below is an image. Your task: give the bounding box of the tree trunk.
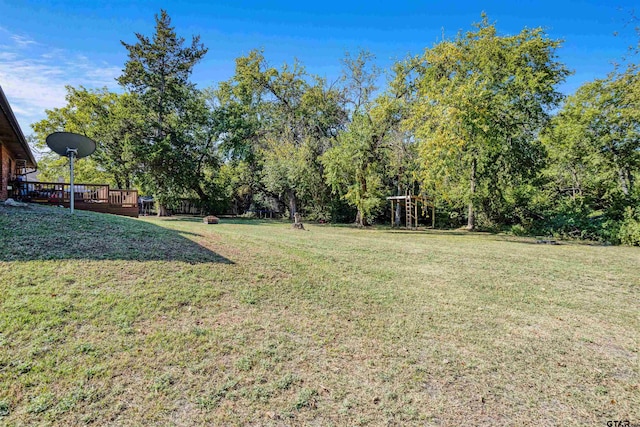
[287,191,297,220]
[467,156,476,230]
[157,203,170,217]
[619,168,630,196]
[356,175,369,227]
[194,184,211,214]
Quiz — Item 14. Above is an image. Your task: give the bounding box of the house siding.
[0,143,11,200]
[0,142,9,200]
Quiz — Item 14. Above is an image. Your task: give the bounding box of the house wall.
[0,142,14,201]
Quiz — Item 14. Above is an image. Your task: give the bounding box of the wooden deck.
[15,181,139,217]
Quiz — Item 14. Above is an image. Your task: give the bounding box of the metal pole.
[70,152,74,214]
[67,148,77,214]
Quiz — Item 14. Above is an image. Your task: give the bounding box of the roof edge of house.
[0,85,37,168]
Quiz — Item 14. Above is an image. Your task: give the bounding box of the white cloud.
[10,34,37,47]
[0,27,121,132]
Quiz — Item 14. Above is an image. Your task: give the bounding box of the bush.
[618,207,640,246]
[532,207,611,242]
[509,224,528,236]
[304,205,332,223]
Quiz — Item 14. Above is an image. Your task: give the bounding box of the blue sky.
[0,0,637,133]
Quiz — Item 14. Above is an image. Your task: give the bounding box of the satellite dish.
[45,132,97,214]
[46,132,96,158]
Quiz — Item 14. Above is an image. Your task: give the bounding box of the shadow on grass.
[496,238,569,246]
[0,205,233,264]
[162,216,286,226]
[382,228,490,237]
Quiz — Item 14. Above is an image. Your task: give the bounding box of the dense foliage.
[31,11,640,244]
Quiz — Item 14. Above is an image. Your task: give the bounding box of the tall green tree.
[209,54,268,214]
[322,51,410,226]
[31,86,141,188]
[215,50,345,219]
[258,68,344,219]
[322,111,385,225]
[404,16,569,229]
[118,9,211,215]
[542,70,639,210]
[526,11,640,243]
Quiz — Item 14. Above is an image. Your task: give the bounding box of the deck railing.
[14,181,138,217]
[109,189,138,207]
[18,182,110,203]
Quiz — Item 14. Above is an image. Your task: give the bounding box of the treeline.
[31,11,640,244]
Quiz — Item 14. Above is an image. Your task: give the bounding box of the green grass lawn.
[1,204,638,426]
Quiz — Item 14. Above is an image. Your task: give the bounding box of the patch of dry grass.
[0,204,638,425]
